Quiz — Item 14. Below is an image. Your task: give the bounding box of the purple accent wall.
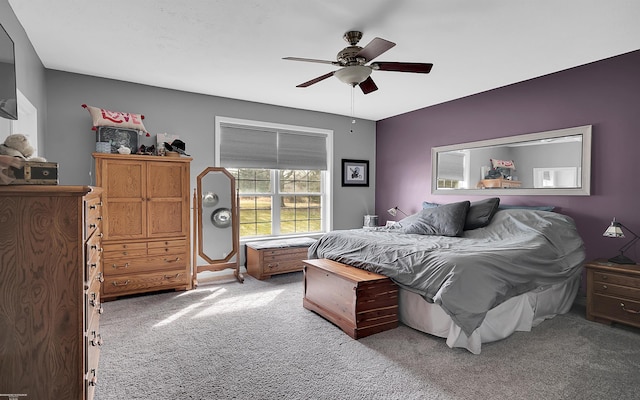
[376,50,640,264]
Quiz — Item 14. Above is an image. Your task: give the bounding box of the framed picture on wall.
[342,159,369,187]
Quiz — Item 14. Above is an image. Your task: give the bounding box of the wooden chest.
[246,237,316,280]
[9,161,59,184]
[302,258,398,339]
[586,259,640,329]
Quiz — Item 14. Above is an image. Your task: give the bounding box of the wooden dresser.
[477,178,522,188]
[93,153,192,301]
[585,259,640,329]
[0,185,104,400]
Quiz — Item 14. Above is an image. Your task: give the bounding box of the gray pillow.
[464,197,500,230]
[402,201,470,237]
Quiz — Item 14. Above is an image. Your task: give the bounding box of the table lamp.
[603,217,639,264]
[387,206,408,218]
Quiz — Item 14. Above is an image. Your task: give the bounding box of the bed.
[307,199,585,353]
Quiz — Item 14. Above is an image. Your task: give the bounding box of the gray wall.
[45,70,376,231]
[0,1,47,150]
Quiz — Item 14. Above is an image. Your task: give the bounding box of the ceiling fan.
[283,31,433,94]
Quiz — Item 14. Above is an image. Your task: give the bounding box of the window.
[436,151,468,189]
[215,117,332,239]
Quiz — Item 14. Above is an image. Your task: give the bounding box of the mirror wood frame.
[193,167,243,285]
[431,125,592,196]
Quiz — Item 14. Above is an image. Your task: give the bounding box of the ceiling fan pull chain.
[350,87,357,133]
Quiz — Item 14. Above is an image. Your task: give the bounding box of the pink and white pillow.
[82,104,147,133]
[490,159,516,170]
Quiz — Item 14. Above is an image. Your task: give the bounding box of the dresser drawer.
[591,293,640,328]
[147,239,186,256]
[103,253,187,276]
[85,284,102,330]
[263,258,306,274]
[103,269,189,296]
[593,281,640,301]
[85,233,103,284]
[86,308,102,373]
[593,271,640,290]
[103,242,148,257]
[85,196,103,240]
[263,247,309,262]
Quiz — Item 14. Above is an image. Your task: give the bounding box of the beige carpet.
[94,272,640,400]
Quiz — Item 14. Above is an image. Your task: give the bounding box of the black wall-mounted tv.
[0,23,17,120]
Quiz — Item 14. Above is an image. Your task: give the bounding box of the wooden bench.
[246,237,316,280]
[302,258,398,339]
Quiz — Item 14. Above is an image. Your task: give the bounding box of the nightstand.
[585,259,640,329]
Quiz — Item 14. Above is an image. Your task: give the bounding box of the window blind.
[219,123,328,170]
[438,152,465,181]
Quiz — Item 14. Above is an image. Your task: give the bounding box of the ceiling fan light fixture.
[334,65,372,86]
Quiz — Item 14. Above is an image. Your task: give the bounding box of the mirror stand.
[192,167,244,287]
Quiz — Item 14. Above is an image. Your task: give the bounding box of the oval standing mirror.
[193,167,243,285]
[431,125,592,196]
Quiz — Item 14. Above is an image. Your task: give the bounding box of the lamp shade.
[387,206,408,218]
[603,218,625,238]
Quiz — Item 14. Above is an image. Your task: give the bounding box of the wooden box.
[302,258,398,339]
[10,161,59,184]
[246,237,316,280]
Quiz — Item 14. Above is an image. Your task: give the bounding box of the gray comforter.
[307,209,585,336]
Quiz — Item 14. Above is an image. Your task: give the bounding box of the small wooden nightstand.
[585,259,640,329]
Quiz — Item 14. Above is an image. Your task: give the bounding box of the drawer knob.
[90,331,103,346]
[88,369,98,386]
[620,303,640,314]
[601,285,608,290]
[112,279,131,286]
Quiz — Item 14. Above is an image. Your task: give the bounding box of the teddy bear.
[0,134,47,162]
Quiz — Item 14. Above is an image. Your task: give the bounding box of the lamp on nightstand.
[603,217,639,264]
[387,206,408,218]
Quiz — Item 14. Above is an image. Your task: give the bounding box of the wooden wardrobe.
[93,153,192,301]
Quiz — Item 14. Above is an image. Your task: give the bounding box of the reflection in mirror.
[431,125,592,196]
[193,167,243,285]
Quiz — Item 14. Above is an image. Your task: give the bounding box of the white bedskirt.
[398,271,582,354]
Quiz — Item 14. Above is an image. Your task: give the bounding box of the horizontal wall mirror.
[431,125,592,196]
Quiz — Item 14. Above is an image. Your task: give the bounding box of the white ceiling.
[9,0,640,121]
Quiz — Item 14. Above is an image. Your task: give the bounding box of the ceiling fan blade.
[356,37,396,62]
[296,71,336,88]
[370,62,433,73]
[359,76,378,94]
[283,57,337,65]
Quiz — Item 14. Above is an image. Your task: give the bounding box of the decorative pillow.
[464,197,500,230]
[402,201,470,237]
[422,198,501,230]
[499,204,556,212]
[82,104,147,133]
[490,159,516,170]
[422,201,439,209]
